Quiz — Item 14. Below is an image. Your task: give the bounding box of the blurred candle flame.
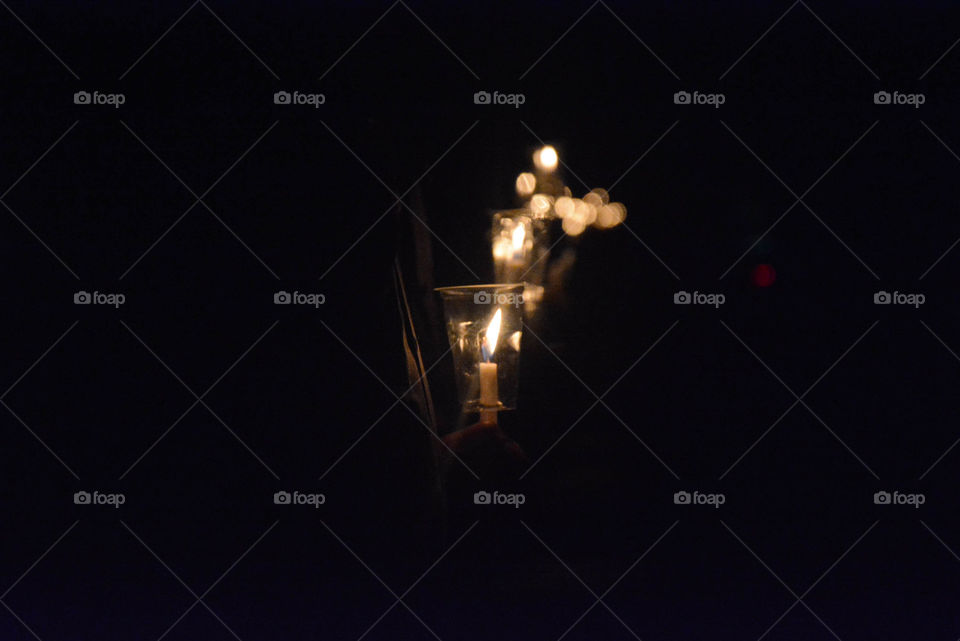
[511,221,526,253]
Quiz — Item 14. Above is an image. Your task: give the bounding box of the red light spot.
[752,264,776,288]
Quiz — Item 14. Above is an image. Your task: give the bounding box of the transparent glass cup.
[491,210,551,287]
[434,284,524,416]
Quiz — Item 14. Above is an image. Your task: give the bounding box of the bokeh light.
[534,145,558,172]
[515,172,536,197]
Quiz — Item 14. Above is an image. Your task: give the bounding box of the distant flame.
[483,308,502,361]
[511,222,526,253]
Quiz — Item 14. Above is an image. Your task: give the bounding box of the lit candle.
[479,308,502,424]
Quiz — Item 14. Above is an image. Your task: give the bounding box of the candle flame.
[511,222,526,252]
[484,308,502,359]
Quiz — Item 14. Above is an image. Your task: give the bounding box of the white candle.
[478,308,502,424]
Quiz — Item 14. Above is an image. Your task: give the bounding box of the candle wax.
[479,361,498,424]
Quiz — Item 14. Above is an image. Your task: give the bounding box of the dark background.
[2,1,960,639]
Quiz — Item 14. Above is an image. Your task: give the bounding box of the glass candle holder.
[491,210,551,287]
[435,284,524,421]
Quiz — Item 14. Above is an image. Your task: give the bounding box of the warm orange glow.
[529,193,553,218]
[554,196,575,218]
[515,172,536,197]
[511,221,526,253]
[562,216,587,236]
[534,145,558,172]
[595,202,627,229]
